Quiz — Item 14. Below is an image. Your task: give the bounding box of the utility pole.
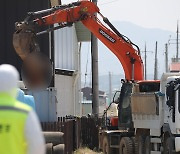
[168,22,180,63]
[144,43,147,80]
[91,0,99,117]
[142,43,153,80]
[176,22,179,61]
[109,72,112,104]
[154,41,158,80]
[165,43,168,72]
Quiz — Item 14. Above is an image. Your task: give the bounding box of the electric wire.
[98,0,119,6]
[84,43,91,88]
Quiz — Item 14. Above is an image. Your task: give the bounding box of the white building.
[54,21,90,117]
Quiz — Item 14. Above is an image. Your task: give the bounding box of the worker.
[0,64,45,154]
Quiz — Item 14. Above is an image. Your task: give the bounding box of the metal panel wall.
[54,25,78,70]
[0,0,50,73]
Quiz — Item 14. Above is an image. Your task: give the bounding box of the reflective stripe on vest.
[0,106,29,113]
[0,102,31,154]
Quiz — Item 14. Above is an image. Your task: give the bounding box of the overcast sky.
[62,0,180,31]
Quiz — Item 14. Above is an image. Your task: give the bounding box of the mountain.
[81,21,176,92]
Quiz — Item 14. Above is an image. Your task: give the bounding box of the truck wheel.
[145,136,151,154]
[164,138,173,154]
[119,137,133,154]
[131,137,138,154]
[103,136,112,154]
[137,135,145,154]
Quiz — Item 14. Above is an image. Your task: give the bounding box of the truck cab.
[163,75,180,153]
[131,73,180,154]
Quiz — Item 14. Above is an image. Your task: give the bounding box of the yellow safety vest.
[0,93,31,154]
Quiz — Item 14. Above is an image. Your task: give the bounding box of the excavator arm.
[13,1,144,81]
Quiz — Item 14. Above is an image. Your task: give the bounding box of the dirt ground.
[74,147,103,154]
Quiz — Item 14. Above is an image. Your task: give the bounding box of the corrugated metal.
[0,0,50,74]
[54,25,78,70]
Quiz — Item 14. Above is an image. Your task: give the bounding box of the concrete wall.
[54,25,81,117]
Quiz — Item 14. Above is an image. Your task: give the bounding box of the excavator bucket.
[13,22,39,60]
[13,21,52,89]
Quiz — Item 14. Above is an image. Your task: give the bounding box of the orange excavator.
[13,1,162,153]
[13,0,144,81]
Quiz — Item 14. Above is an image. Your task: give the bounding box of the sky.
[62,0,180,31]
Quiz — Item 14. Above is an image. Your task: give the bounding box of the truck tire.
[136,135,145,154]
[145,136,151,154]
[131,137,138,154]
[102,136,112,154]
[119,137,133,154]
[164,137,173,154]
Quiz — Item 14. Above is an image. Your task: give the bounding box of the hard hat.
[0,64,19,93]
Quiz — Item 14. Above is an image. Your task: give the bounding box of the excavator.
[13,1,180,154]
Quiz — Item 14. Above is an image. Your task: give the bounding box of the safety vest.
[0,93,31,154]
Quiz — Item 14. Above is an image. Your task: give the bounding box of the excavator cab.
[117,82,133,130]
[102,82,134,130]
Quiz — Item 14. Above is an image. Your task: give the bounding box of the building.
[81,87,107,116]
[54,25,82,117]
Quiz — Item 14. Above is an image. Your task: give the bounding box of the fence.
[81,117,99,150]
[41,117,99,154]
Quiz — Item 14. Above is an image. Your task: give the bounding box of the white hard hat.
[0,64,19,93]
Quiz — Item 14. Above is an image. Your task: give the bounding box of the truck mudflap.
[175,137,180,152]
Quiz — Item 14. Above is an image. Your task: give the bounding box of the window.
[139,82,160,92]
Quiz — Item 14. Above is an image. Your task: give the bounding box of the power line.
[98,0,119,6]
[84,43,90,88]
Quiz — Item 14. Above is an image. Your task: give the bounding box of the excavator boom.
[13,1,144,81]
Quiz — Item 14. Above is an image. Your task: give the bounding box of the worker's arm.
[25,110,46,154]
